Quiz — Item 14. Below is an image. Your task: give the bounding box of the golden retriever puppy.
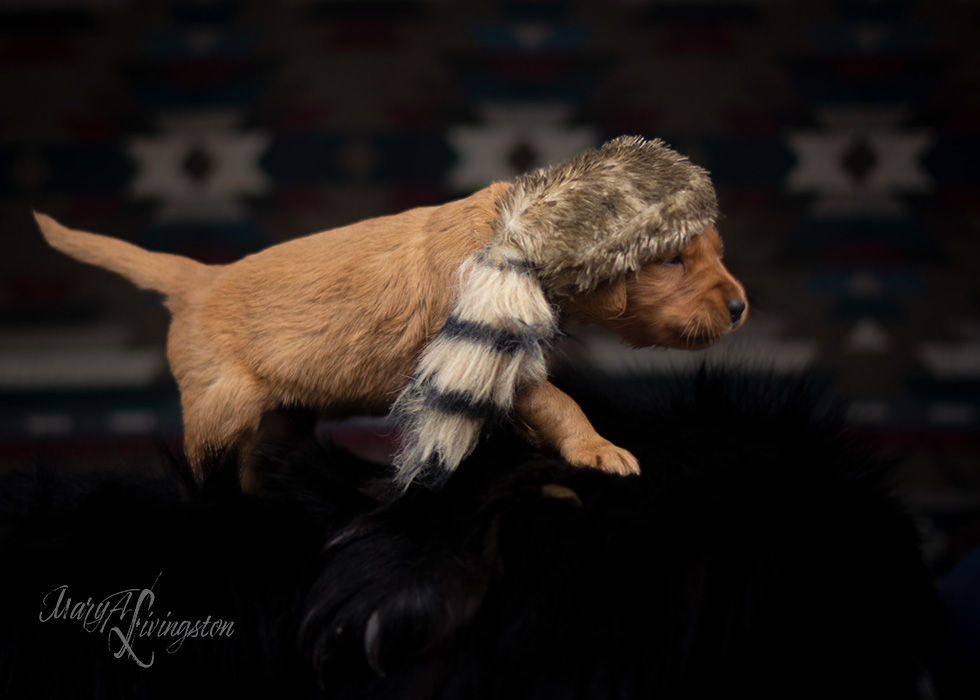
[35,137,747,489]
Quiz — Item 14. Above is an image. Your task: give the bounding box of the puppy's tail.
[390,245,557,491]
[34,211,207,299]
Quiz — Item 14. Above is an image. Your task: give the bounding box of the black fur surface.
[0,370,944,699]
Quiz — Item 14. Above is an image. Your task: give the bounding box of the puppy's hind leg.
[180,376,270,488]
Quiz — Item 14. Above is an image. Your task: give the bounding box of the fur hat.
[391,136,719,488]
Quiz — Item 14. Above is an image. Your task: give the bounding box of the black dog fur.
[0,370,944,699]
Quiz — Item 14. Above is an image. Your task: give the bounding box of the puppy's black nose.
[727,298,746,326]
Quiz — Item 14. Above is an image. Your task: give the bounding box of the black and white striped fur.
[391,245,557,488]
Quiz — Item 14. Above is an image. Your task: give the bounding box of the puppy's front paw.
[561,436,641,477]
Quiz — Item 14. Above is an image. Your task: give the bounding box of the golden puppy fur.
[35,183,745,484]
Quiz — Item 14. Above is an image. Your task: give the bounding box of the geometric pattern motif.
[2,0,978,574]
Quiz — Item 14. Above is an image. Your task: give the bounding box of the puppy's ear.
[566,278,628,323]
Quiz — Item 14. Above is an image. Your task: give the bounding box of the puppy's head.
[566,226,747,350]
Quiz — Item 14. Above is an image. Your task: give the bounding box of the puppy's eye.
[662,255,683,266]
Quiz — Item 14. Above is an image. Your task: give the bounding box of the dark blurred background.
[0,0,977,578]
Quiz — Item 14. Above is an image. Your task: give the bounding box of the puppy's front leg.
[514,381,640,476]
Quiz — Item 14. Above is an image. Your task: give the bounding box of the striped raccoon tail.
[390,244,557,490]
